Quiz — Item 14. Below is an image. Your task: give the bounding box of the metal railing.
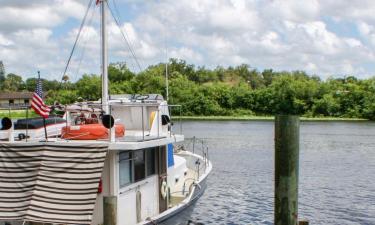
[175,136,210,177]
[0,102,184,143]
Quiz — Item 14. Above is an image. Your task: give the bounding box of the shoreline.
[1,110,370,122]
[173,116,370,122]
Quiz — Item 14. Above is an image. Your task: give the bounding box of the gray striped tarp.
[0,142,108,224]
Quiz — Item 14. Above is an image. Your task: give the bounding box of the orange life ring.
[61,124,125,140]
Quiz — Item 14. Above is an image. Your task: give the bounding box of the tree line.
[1,59,375,120]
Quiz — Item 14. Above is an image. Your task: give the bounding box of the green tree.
[3,73,24,91]
[269,74,319,115]
[235,64,264,89]
[262,69,274,86]
[25,78,37,91]
[76,74,101,101]
[108,63,135,83]
[0,61,5,90]
[312,94,340,116]
[169,59,196,82]
[46,89,78,105]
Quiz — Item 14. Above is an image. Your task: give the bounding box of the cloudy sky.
[1,0,375,81]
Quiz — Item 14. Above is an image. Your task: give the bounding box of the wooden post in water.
[103,196,117,225]
[275,115,300,225]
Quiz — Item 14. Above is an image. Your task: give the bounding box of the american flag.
[31,77,50,118]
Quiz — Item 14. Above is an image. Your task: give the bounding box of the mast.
[100,0,109,113]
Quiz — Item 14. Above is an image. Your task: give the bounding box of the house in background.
[0,92,33,107]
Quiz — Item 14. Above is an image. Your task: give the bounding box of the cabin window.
[118,148,158,188]
[146,148,156,176]
[134,150,145,182]
[119,152,132,187]
[9,100,14,105]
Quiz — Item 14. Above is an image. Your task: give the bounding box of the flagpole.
[39,71,48,141]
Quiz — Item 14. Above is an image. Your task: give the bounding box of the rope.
[110,0,138,71]
[60,0,94,84]
[73,2,97,82]
[106,0,143,72]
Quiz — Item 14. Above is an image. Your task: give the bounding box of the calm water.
[163,121,375,225]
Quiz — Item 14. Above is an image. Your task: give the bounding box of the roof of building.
[0,92,34,100]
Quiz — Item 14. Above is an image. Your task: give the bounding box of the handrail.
[0,102,184,143]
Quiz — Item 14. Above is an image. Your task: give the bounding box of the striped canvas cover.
[0,142,108,224]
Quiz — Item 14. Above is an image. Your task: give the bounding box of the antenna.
[165,47,169,102]
[164,19,169,102]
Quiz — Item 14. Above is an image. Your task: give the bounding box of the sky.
[1,0,375,81]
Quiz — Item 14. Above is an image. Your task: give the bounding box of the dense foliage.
[1,59,375,120]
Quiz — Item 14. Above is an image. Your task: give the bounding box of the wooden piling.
[103,196,117,225]
[275,115,300,225]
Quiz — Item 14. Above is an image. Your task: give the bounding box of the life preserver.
[160,180,167,200]
[61,124,125,140]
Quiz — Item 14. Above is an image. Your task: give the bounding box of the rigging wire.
[111,0,121,20]
[73,2,97,82]
[110,0,137,72]
[60,0,94,83]
[110,0,140,72]
[106,0,143,72]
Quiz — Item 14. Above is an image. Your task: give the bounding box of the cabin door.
[158,145,168,212]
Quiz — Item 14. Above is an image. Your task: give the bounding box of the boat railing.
[105,103,182,142]
[0,105,64,142]
[0,105,31,120]
[0,102,184,143]
[176,136,210,177]
[167,104,183,136]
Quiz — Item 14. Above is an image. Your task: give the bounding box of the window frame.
[117,146,161,190]
[133,149,146,182]
[118,151,133,188]
[145,148,157,177]
[118,147,159,189]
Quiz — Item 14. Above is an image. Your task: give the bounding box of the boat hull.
[141,152,212,225]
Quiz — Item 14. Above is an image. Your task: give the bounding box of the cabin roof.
[0,92,33,100]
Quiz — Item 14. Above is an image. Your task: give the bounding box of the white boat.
[0,1,212,225]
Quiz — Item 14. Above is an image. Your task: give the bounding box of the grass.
[174,115,369,122]
[0,110,38,119]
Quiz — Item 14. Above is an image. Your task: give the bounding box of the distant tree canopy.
[1,59,375,120]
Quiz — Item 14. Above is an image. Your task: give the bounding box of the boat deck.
[0,132,184,151]
[169,153,208,208]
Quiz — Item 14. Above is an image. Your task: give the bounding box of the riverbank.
[1,110,370,122]
[174,115,370,122]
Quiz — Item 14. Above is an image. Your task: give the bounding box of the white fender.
[160,180,168,200]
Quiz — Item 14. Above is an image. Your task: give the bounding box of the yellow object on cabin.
[150,111,156,128]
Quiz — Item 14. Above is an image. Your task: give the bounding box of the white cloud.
[0,0,87,33]
[1,0,375,80]
[266,0,320,23]
[0,34,13,46]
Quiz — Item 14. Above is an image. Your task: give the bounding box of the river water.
[163,121,375,225]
